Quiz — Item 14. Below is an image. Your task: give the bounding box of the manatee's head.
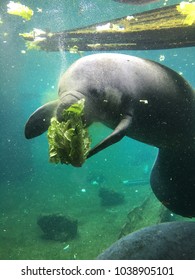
[56,91,85,122]
[24,90,86,139]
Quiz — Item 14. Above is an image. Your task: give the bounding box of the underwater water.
[0,0,195,260]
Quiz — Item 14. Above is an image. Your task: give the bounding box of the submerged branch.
[21,4,195,52]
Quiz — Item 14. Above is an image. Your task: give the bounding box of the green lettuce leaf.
[47,99,91,167]
[7,1,34,21]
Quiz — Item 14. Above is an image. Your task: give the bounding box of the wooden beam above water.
[23,4,195,52]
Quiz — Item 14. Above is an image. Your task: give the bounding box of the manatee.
[97,221,195,260]
[24,53,195,217]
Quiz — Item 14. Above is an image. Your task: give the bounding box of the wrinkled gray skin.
[25,53,195,217]
[97,222,195,260]
[25,53,195,151]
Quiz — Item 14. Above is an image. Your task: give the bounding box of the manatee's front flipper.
[87,115,132,158]
[25,100,59,139]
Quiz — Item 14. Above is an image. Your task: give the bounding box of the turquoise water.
[0,0,195,259]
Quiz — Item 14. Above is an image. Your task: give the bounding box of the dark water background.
[0,0,195,259]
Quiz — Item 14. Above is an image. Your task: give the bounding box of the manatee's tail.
[150,148,195,217]
[24,100,59,139]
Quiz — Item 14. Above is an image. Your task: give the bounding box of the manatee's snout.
[24,91,86,139]
[56,91,85,122]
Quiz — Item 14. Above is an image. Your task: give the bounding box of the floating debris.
[139,99,148,104]
[25,41,41,51]
[122,179,149,186]
[126,15,135,21]
[177,1,195,25]
[91,180,99,186]
[36,7,43,13]
[96,23,111,31]
[159,54,165,61]
[96,22,125,32]
[69,45,84,55]
[63,244,70,251]
[7,1,34,21]
[87,174,106,186]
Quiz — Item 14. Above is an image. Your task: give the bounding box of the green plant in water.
[47,99,91,167]
[177,2,195,25]
[7,1,34,21]
[25,41,41,51]
[19,31,34,40]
